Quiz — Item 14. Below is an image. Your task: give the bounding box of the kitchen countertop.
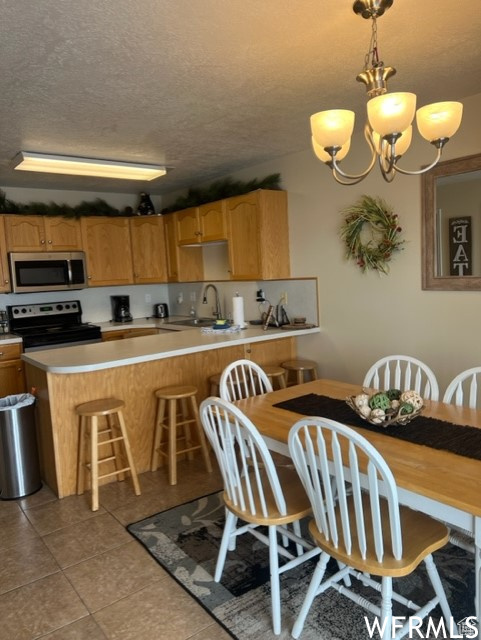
[22,321,320,374]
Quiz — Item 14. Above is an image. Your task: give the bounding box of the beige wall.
[221,92,481,394]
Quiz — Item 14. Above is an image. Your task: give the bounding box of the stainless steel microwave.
[8,252,88,293]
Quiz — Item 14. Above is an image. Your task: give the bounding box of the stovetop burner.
[7,300,102,351]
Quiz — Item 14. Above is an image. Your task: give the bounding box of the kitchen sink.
[167,317,216,327]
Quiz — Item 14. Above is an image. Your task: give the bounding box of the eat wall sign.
[449,217,472,276]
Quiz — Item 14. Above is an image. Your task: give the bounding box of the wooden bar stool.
[151,385,213,485]
[263,365,287,389]
[76,397,141,512]
[281,359,318,386]
[209,373,222,396]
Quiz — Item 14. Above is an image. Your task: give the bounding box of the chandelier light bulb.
[367,92,416,137]
[311,136,351,163]
[416,101,463,142]
[310,110,355,148]
[373,125,412,157]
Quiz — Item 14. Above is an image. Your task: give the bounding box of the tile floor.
[0,458,232,640]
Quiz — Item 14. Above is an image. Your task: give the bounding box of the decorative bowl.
[345,388,424,428]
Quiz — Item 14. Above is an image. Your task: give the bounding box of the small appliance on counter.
[154,303,169,318]
[111,295,133,323]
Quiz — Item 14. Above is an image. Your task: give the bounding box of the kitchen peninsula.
[22,324,319,498]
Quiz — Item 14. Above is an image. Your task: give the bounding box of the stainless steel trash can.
[0,393,42,499]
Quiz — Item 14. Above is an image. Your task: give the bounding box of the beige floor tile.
[94,579,213,640]
[0,499,22,519]
[112,462,223,526]
[40,615,108,639]
[0,572,88,640]
[64,540,164,612]
[18,482,58,510]
[0,511,40,553]
[190,623,236,640]
[24,493,104,535]
[0,536,59,594]
[43,512,132,568]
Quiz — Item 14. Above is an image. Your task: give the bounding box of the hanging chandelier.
[310,0,463,185]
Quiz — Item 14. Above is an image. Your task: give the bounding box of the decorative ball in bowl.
[346,389,424,427]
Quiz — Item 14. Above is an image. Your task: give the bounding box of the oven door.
[9,252,87,293]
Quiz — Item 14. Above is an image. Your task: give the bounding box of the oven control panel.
[8,300,80,319]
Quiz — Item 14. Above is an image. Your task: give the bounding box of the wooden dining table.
[234,378,481,624]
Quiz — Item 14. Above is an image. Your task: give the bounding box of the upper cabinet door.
[44,217,82,250]
[130,216,168,284]
[81,217,134,286]
[198,200,227,243]
[176,208,200,244]
[4,215,45,251]
[226,190,290,280]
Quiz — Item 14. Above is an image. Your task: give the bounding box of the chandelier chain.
[364,17,380,69]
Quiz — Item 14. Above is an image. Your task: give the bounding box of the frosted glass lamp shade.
[367,92,416,136]
[311,137,350,163]
[310,110,355,148]
[416,101,463,141]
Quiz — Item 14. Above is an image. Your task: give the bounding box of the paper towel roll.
[232,296,246,328]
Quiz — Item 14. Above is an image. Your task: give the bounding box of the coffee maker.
[111,295,133,323]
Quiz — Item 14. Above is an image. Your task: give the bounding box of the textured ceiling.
[0,0,480,195]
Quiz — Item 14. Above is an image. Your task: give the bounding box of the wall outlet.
[190,291,196,302]
[177,292,183,304]
[280,291,288,305]
[145,293,152,303]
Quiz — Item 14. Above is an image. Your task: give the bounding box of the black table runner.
[273,393,481,462]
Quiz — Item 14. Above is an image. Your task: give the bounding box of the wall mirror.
[422,153,481,290]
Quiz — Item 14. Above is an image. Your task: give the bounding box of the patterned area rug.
[127,492,475,640]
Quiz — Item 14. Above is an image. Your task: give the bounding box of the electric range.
[7,300,102,352]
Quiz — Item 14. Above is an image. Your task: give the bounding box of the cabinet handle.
[48,240,52,244]
[0,352,3,356]
[4,279,8,284]
[40,239,46,244]
[88,275,92,279]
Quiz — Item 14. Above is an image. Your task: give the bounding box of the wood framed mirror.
[422,153,481,290]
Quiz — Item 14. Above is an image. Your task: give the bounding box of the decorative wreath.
[340,195,404,274]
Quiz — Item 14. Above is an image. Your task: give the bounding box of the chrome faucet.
[202,284,222,319]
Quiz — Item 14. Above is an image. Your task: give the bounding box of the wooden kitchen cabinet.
[81,217,134,286]
[244,336,295,365]
[164,213,203,282]
[0,343,26,396]
[129,216,168,284]
[226,189,290,280]
[0,217,11,292]
[176,200,227,245]
[4,215,82,252]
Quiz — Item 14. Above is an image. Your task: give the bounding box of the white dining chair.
[443,366,481,409]
[199,396,320,635]
[363,354,439,400]
[288,417,452,640]
[219,358,273,402]
[442,366,481,553]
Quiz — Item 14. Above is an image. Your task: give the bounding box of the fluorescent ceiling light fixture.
[13,152,167,181]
